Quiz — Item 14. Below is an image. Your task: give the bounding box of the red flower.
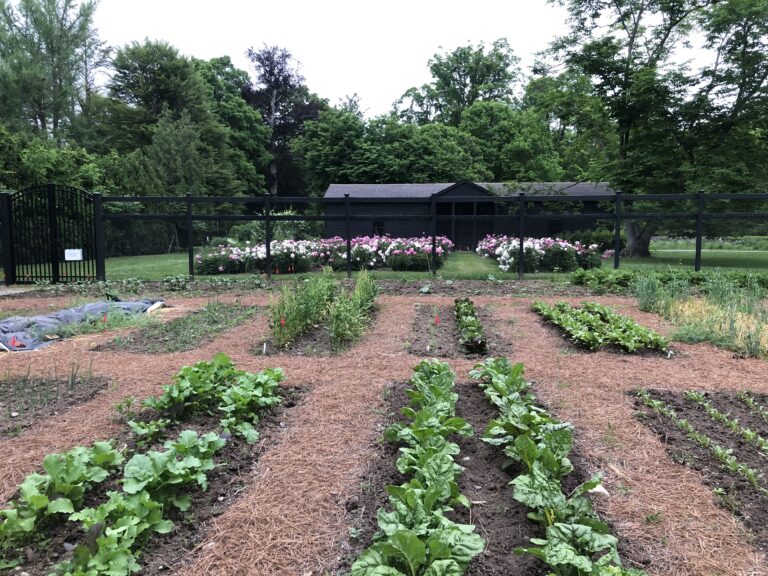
[280,317,286,327]
[102,313,108,323]
[434,314,440,326]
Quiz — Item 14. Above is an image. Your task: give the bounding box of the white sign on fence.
[64,249,83,261]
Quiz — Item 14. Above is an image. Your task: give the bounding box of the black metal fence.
[2,189,767,285]
[97,191,768,281]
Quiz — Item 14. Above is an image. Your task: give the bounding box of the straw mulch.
[0,291,765,576]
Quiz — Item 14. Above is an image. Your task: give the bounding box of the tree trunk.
[622,221,654,257]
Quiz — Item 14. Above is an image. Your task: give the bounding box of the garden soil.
[0,288,766,575]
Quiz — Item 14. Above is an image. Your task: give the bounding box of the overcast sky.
[93,0,571,117]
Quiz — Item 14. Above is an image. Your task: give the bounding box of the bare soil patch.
[406,303,511,358]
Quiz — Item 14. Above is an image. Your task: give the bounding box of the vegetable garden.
[0,271,766,575]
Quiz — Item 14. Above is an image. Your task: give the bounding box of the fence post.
[185,193,194,279]
[265,193,272,280]
[345,193,352,279]
[431,195,437,276]
[613,192,622,269]
[93,192,106,281]
[517,193,526,280]
[1,193,14,286]
[694,191,704,272]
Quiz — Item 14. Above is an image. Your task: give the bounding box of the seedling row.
[634,389,768,551]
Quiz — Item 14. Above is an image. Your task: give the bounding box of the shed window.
[373,221,385,235]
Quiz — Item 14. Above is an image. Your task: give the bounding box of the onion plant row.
[637,390,768,496]
[736,390,768,426]
[454,298,487,355]
[685,391,768,456]
[533,301,668,353]
[471,357,646,576]
[0,354,284,575]
[350,360,484,576]
[270,268,378,350]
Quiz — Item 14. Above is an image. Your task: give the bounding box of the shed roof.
[324,182,614,198]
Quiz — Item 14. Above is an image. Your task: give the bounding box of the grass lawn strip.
[96,300,257,354]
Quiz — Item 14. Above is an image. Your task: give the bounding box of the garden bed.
[406,304,511,358]
[1,385,305,575]
[0,373,111,438]
[95,301,257,354]
[633,389,768,553]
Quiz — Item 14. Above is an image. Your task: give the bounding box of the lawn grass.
[22,245,768,285]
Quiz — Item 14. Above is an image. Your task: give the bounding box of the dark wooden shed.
[323,182,614,247]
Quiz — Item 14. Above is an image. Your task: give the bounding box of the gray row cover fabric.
[0,300,163,351]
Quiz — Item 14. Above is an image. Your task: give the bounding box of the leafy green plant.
[349,359,484,576]
[122,430,225,511]
[471,358,644,576]
[0,441,123,546]
[454,298,487,354]
[533,301,668,353]
[270,268,337,347]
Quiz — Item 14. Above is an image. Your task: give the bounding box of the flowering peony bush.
[195,235,454,275]
[476,234,601,273]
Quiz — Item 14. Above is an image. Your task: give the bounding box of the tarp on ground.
[0,300,164,351]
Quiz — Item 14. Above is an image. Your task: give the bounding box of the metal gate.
[1,184,104,285]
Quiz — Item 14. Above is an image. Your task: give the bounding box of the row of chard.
[350,360,484,575]
[471,357,646,576]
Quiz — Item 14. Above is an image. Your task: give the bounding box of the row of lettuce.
[195,235,455,275]
[0,354,283,574]
[349,358,646,576]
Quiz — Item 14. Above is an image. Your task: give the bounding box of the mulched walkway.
[0,290,766,576]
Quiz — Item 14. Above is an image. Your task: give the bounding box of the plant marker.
[435,314,440,326]
[280,317,286,327]
[102,313,108,323]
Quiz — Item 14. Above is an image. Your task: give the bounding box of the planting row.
[0,354,287,574]
[349,360,484,575]
[634,389,768,551]
[476,235,602,273]
[266,268,377,353]
[533,301,668,353]
[195,235,454,275]
[471,357,645,576]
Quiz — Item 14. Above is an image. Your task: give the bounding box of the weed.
[645,512,663,524]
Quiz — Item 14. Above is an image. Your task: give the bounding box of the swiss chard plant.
[472,357,646,576]
[533,301,668,353]
[453,298,487,355]
[349,360,485,576]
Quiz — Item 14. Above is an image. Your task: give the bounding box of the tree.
[523,71,615,181]
[459,101,564,181]
[549,0,768,256]
[195,56,271,193]
[0,0,97,139]
[396,39,520,126]
[245,45,327,196]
